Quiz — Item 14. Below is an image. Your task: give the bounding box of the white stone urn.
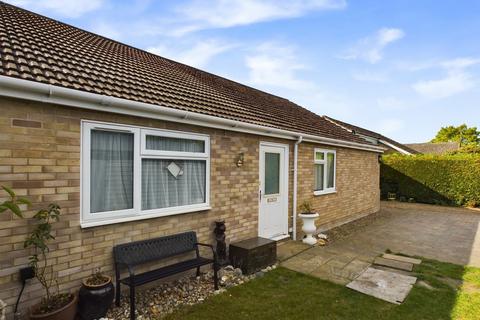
[299,213,319,245]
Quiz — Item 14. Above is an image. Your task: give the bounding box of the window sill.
[313,189,336,196]
[80,205,212,228]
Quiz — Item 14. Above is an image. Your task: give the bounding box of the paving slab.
[346,267,417,304]
[342,259,371,280]
[374,257,413,271]
[372,265,414,277]
[310,267,350,285]
[277,241,311,261]
[382,253,422,265]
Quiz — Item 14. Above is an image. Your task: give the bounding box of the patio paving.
[280,201,480,283]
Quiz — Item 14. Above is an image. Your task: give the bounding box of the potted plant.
[24,204,78,320]
[298,201,319,245]
[78,269,114,320]
[1,186,30,319]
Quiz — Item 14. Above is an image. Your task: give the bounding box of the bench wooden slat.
[120,257,213,286]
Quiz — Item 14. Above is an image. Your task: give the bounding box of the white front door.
[258,142,289,239]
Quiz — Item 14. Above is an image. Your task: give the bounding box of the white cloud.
[245,42,314,90]
[244,42,357,118]
[376,119,404,135]
[90,22,122,41]
[440,57,480,70]
[171,0,346,35]
[352,70,388,82]
[146,39,236,68]
[7,0,105,18]
[412,57,479,99]
[413,72,475,99]
[341,28,405,64]
[376,97,405,111]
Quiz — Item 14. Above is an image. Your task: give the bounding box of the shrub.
[380,153,480,207]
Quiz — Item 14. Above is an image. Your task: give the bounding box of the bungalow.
[0,2,383,315]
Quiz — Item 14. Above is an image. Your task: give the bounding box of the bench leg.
[115,280,121,307]
[130,285,136,320]
[196,266,201,277]
[213,262,219,290]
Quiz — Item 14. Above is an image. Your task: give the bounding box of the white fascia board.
[323,116,353,133]
[379,139,412,155]
[0,76,384,153]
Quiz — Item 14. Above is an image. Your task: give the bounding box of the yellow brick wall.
[295,142,381,232]
[0,96,379,316]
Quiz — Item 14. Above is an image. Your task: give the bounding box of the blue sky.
[8,0,480,143]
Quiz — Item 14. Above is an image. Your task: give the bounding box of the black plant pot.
[78,277,114,320]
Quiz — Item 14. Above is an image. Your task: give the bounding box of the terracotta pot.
[78,276,114,320]
[30,294,77,320]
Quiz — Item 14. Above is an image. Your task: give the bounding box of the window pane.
[265,152,280,195]
[315,152,325,161]
[146,135,205,152]
[91,130,134,213]
[314,163,324,191]
[142,159,206,210]
[327,153,335,188]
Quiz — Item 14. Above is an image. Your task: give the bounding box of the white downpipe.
[292,136,303,240]
[0,76,385,153]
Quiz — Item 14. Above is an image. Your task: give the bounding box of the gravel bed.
[103,264,277,319]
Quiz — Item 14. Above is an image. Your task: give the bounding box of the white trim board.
[379,139,412,155]
[0,76,384,153]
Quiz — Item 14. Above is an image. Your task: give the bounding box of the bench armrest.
[195,242,218,262]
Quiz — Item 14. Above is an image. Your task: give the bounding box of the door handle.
[259,190,262,201]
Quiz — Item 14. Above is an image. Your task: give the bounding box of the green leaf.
[1,201,23,218]
[2,185,15,198]
[17,197,31,205]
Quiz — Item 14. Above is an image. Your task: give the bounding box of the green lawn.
[165,258,480,320]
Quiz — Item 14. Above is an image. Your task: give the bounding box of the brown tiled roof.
[324,116,417,154]
[405,142,460,155]
[0,2,373,146]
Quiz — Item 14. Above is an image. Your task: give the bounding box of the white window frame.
[81,120,211,228]
[313,148,336,196]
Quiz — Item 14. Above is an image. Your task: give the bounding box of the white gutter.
[292,136,303,240]
[379,139,412,155]
[0,76,384,153]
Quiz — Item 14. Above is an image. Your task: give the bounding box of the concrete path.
[280,201,480,284]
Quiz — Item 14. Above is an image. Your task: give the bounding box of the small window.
[145,135,205,153]
[314,149,336,195]
[81,121,210,227]
[264,152,280,195]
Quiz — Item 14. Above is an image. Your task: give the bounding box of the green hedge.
[380,154,480,207]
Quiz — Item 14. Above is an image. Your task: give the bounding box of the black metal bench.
[113,231,218,320]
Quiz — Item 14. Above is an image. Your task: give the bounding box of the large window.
[81,121,210,227]
[314,148,336,195]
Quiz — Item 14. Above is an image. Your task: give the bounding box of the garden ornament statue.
[214,220,228,265]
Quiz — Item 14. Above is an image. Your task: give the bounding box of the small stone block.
[382,254,422,265]
[374,257,413,271]
[347,267,417,304]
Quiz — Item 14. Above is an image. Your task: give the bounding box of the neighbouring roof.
[0,2,374,148]
[404,142,460,155]
[324,116,417,154]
